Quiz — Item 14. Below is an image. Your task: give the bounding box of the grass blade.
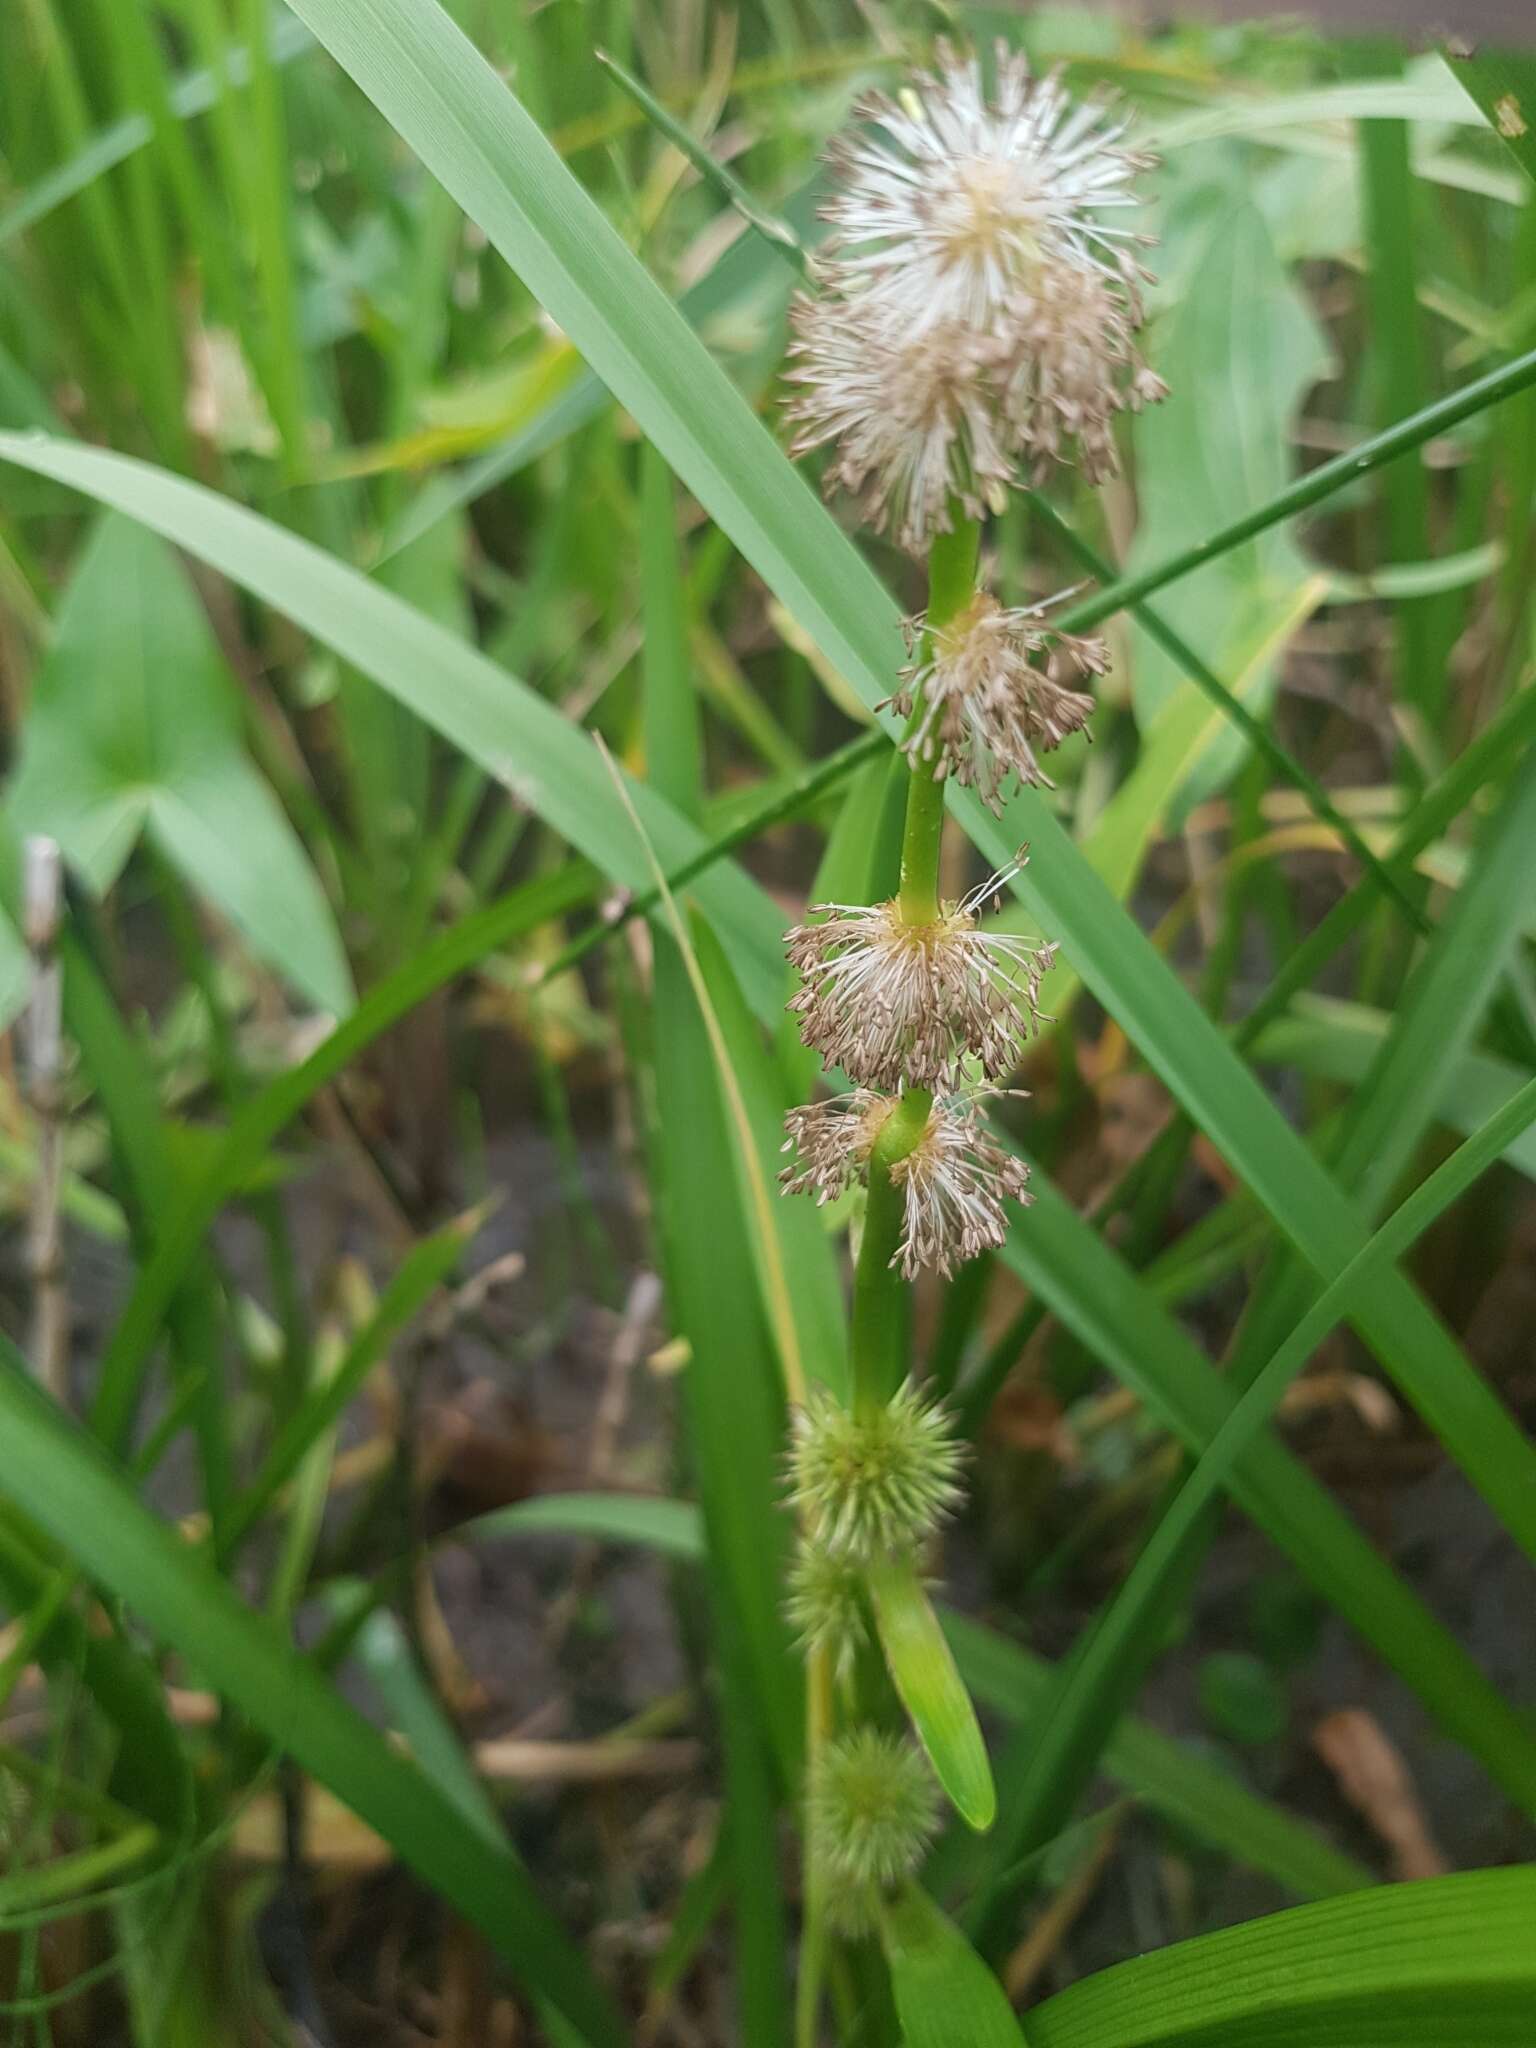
[0,14,315,250]
[85,865,592,1454]
[1023,1866,1536,2048]
[990,1171,1536,1820]
[961,784,1536,1575]
[0,432,786,1022]
[220,1212,477,1558]
[1443,46,1536,188]
[1028,495,1421,928]
[1253,995,1536,1181]
[945,1614,1371,1904]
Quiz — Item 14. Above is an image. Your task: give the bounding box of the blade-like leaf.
[1253,994,1536,1185]
[452,1491,705,1560]
[980,1077,1536,1911]
[0,14,316,250]
[991,1170,1536,1818]
[645,938,795,2048]
[1023,1866,1536,2048]
[220,1212,476,1557]
[867,1559,996,1833]
[882,1884,1026,2048]
[0,436,785,1022]
[9,515,352,1016]
[945,1613,1369,1903]
[1124,201,1331,781]
[1443,46,1536,188]
[87,865,591,1451]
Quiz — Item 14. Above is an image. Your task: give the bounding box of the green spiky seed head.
[811,1729,940,1896]
[786,1534,873,1679]
[788,1382,964,1563]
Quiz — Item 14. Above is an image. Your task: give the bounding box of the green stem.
[853,514,981,1406]
[897,518,980,924]
[848,1086,933,1412]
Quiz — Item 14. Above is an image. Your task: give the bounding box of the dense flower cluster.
[789,41,1164,553]
[781,1089,1032,1280]
[811,1728,941,1925]
[786,874,1057,1092]
[787,1381,966,1562]
[890,593,1110,810]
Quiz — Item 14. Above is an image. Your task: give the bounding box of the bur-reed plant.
[772,43,1165,2016]
[5,5,1536,2045]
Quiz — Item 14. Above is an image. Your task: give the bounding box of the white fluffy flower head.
[822,41,1154,336]
[786,863,1057,1090]
[891,591,1109,811]
[781,1087,1031,1279]
[890,1088,1033,1278]
[788,295,1013,554]
[789,42,1164,547]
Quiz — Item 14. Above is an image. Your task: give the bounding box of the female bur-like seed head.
[789,41,1163,550]
[811,1730,941,1909]
[890,592,1109,813]
[788,1382,964,1562]
[786,1534,874,1679]
[781,1089,1032,1280]
[786,878,1057,1091]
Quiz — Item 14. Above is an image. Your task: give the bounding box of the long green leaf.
[1443,46,1536,188]
[0,1352,625,2047]
[220,1212,476,1557]
[0,13,315,249]
[691,919,848,1401]
[0,433,784,1023]
[1334,745,1536,1216]
[967,773,1536,1569]
[646,938,795,2048]
[1254,994,1536,1184]
[1023,1866,1536,2048]
[945,1614,1369,1904]
[58,929,235,1526]
[453,1491,704,1559]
